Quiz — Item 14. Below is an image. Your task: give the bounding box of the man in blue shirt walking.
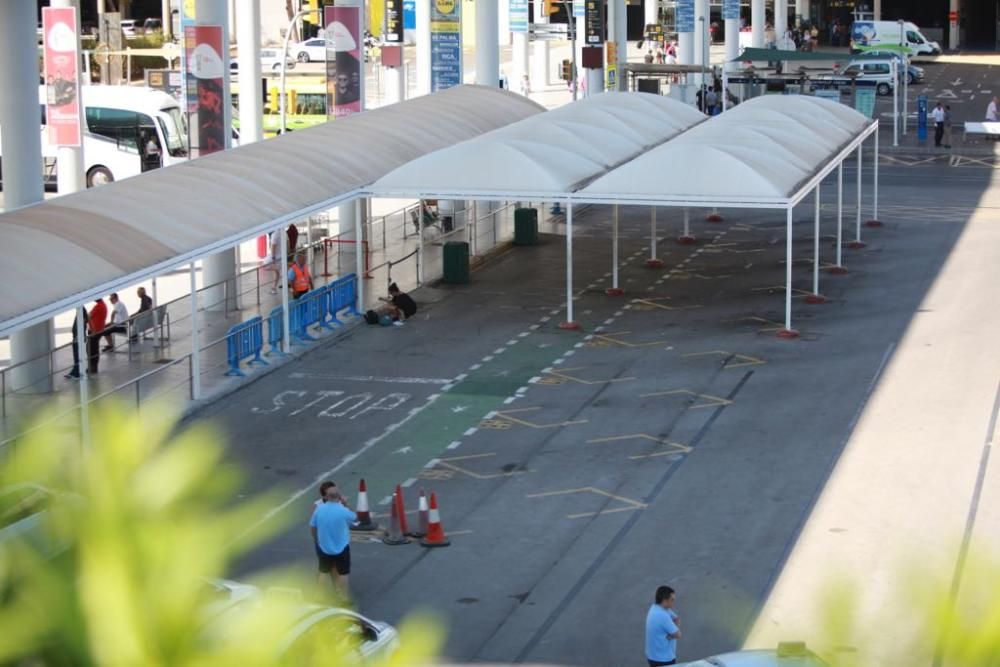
[645,585,681,666]
[309,489,357,599]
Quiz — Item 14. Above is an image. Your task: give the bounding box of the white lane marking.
[288,372,453,385]
[485,411,498,419]
[540,316,551,322]
[604,318,614,325]
[529,324,540,330]
[529,376,542,383]
[470,363,482,370]
[442,384,454,391]
[553,358,565,365]
[482,355,494,362]
[454,373,468,381]
[564,350,576,357]
[575,342,585,348]
[503,396,516,404]
[519,332,531,337]
[447,441,462,450]
[464,427,478,436]
[516,386,528,394]
[507,339,518,346]
[424,459,440,469]
[402,478,417,487]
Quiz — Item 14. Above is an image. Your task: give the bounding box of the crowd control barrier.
[225,316,268,376]
[266,274,360,355]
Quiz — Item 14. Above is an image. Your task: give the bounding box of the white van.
[850,20,942,56]
[0,85,188,189]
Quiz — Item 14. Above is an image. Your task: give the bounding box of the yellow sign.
[605,41,617,90]
[183,0,195,20]
[435,0,456,14]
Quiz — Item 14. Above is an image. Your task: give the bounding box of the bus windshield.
[160,106,188,157]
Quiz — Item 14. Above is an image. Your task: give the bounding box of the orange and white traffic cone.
[382,492,411,545]
[408,489,429,538]
[394,484,411,536]
[351,479,378,532]
[419,492,450,548]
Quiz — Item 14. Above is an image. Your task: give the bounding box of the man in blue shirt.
[645,585,681,666]
[309,489,357,599]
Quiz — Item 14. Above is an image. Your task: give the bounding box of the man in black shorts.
[309,488,357,599]
[378,282,417,325]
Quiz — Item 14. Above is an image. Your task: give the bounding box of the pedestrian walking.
[986,96,999,122]
[932,101,946,147]
[645,585,681,666]
[87,297,108,374]
[309,488,357,599]
[65,307,88,379]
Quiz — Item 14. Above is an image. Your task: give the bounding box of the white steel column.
[512,31,530,93]
[52,0,86,194]
[775,0,787,41]
[418,205,425,285]
[645,0,658,28]
[751,0,764,48]
[355,200,365,311]
[237,0,263,144]
[560,202,580,330]
[833,163,846,272]
[871,128,881,224]
[853,144,864,247]
[779,207,799,338]
[807,185,825,303]
[75,309,89,450]
[198,0,237,312]
[476,0,500,87]
[280,232,290,353]
[799,0,810,22]
[2,0,52,393]
[532,0,551,87]
[725,16,739,68]
[608,204,623,295]
[678,207,695,244]
[949,0,959,49]
[874,0,882,20]
[190,264,202,399]
[647,207,664,267]
[416,0,431,96]
[384,64,405,105]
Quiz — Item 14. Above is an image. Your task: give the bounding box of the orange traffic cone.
[394,484,411,535]
[419,492,450,548]
[351,479,378,532]
[408,489,429,538]
[382,493,411,545]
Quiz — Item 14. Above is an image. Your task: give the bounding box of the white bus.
[0,85,189,189]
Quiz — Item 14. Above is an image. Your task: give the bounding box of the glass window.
[906,31,924,44]
[86,107,150,149]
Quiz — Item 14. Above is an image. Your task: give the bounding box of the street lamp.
[698,15,709,112]
[899,18,908,135]
[280,8,321,135]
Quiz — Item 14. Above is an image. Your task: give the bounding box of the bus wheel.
[87,166,114,187]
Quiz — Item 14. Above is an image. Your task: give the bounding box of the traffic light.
[561,59,573,81]
[268,87,279,113]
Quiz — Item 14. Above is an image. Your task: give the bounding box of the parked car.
[855,50,924,83]
[231,49,296,73]
[120,19,138,37]
[290,38,328,63]
[199,580,399,664]
[677,642,829,667]
[841,59,898,95]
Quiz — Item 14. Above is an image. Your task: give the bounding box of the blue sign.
[917,95,928,141]
[431,1,462,92]
[723,0,739,20]
[403,0,415,30]
[510,0,529,33]
[676,0,695,33]
[855,88,876,119]
[573,0,584,18]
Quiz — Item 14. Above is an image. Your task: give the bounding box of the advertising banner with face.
[42,7,82,147]
[184,25,225,155]
[325,5,363,119]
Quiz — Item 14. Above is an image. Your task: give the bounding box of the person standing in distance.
[932,101,946,148]
[309,487,356,600]
[645,585,681,666]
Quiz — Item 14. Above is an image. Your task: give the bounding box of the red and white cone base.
[676,235,697,245]
[351,479,379,532]
[864,219,883,228]
[605,287,625,297]
[804,293,827,305]
[777,328,801,339]
[827,265,849,275]
[559,321,582,331]
[705,213,724,223]
[847,240,867,249]
[645,258,665,269]
[408,490,429,539]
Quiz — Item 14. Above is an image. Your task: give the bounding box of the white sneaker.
[393,321,404,327]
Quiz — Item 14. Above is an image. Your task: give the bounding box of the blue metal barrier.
[328,274,361,325]
[225,316,268,376]
[267,306,286,355]
[265,274,360,353]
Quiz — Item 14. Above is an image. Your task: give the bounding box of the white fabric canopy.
[0,85,544,336]
[371,92,706,200]
[580,96,873,206]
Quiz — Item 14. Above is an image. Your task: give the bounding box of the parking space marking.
[526,486,648,519]
[541,366,636,385]
[682,350,767,369]
[420,452,532,480]
[640,388,733,409]
[728,315,786,333]
[586,434,692,459]
[628,297,701,312]
[491,406,589,429]
[751,285,816,298]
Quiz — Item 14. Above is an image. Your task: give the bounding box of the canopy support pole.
[806,185,826,304]
[778,206,799,339]
[607,205,624,296]
[867,126,882,226]
[280,232,290,353]
[850,144,866,249]
[190,263,203,398]
[355,199,365,311]
[418,204,425,286]
[647,207,663,268]
[678,207,695,244]
[560,201,581,330]
[76,307,90,453]
[831,162,847,274]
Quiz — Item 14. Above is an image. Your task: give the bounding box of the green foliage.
[0,405,443,666]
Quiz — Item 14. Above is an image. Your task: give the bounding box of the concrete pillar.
[2,0,52,393]
[751,0,764,48]
[874,0,881,21]
[498,0,510,36]
[695,0,709,85]
[531,0,550,87]
[645,0,658,29]
[385,65,405,105]
[798,0,810,23]
[586,67,604,97]
[611,0,627,87]
[949,0,958,49]
[236,0,262,144]
[512,32,530,93]
[775,0,787,41]
[416,0,431,96]
[475,0,499,87]
[725,16,740,68]
[162,0,173,40]
[197,0,238,312]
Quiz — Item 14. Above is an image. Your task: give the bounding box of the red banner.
[324,4,363,119]
[184,25,225,156]
[42,7,82,147]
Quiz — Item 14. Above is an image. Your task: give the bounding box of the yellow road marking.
[494,407,589,429]
[541,366,636,385]
[751,285,815,297]
[630,297,701,310]
[527,486,648,519]
[586,433,692,459]
[639,388,732,409]
[421,452,532,480]
[682,350,766,369]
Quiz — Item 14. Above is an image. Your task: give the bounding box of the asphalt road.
[189,159,993,665]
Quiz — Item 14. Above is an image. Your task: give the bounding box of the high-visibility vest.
[291,263,311,293]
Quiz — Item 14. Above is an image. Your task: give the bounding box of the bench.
[127,305,170,359]
[964,122,1000,140]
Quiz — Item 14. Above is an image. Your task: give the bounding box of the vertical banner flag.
[386,0,404,43]
[184,25,225,156]
[431,0,462,92]
[403,0,416,30]
[676,0,695,33]
[324,4,363,119]
[584,1,605,44]
[723,0,739,21]
[42,7,82,147]
[509,0,529,33]
[605,41,617,90]
[573,0,585,18]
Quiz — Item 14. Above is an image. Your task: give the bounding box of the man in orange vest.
[287,252,314,300]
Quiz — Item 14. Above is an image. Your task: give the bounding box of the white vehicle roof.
[37,85,180,113]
